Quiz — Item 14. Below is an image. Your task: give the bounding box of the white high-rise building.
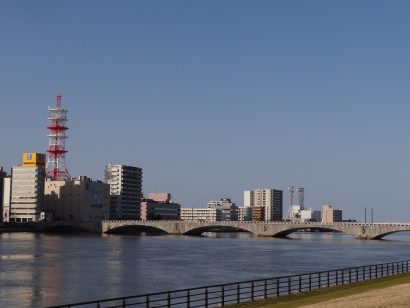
[244,188,283,222]
[2,177,11,222]
[105,164,143,219]
[10,165,45,223]
[243,190,254,207]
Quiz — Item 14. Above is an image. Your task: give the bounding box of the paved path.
[301,283,410,307]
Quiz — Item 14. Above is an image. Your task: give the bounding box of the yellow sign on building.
[22,152,46,167]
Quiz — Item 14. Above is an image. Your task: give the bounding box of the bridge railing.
[47,259,410,308]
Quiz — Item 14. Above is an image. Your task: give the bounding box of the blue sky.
[1,1,410,221]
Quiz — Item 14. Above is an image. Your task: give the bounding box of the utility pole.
[364,207,367,223]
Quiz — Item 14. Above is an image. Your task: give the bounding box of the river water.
[1,231,410,307]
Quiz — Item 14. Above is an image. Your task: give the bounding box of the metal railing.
[46,260,410,308]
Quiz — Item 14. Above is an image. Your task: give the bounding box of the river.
[1,231,410,307]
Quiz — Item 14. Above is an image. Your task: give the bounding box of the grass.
[229,272,410,307]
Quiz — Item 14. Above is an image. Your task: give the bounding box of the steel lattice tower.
[46,95,71,180]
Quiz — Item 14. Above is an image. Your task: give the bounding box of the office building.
[244,188,283,221]
[238,206,252,221]
[140,193,180,221]
[10,153,46,223]
[207,198,238,221]
[311,210,321,222]
[105,164,143,219]
[44,176,110,223]
[148,193,172,203]
[322,205,343,223]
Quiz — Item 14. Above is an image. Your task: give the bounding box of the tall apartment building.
[10,153,46,223]
[322,205,342,223]
[105,164,143,220]
[244,188,283,222]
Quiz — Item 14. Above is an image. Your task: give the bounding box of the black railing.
[47,260,410,308]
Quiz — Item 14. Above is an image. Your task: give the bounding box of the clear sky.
[1,1,410,221]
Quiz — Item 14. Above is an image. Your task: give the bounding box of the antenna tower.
[46,94,71,180]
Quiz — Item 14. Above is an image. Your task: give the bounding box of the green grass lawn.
[229,272,410,307]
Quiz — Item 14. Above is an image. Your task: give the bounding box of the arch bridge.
[101,220,410,240]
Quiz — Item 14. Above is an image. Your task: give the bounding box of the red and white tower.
[46,94,71,181]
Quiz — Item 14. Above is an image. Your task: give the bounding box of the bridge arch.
[105,224,169,235]
[183,224,254,236]
[372,230,410,240]
[272,226,348,238]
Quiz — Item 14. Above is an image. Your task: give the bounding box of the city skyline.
[2,1,410,221]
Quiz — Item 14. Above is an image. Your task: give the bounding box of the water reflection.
[1,231,410,307]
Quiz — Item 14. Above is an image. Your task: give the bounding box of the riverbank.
[231,272,410,307]
[0,221,100,233]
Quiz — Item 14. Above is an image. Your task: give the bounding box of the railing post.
[251,281,255,301]
[237,283,240,304]
[276,279,279,297]
[187,290,190,308]
[264,280,267,299]
[299,275,302,292]
[205,288,208,308]
[327,271,330,287]
[362,267,365,280]
[97,303,100,308]
[349,269,351,284]
[336,270,338,286]
[356,267,358,282]
[122,298,126,308]
[370,266,372,279]
[376,265,378,278]
[288,277,291,295]
[309,274,311,291]
[167,292,171,308]
[146,295,149,308]
[221,286,225,307]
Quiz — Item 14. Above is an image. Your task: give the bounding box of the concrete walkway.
[301,283,410,308]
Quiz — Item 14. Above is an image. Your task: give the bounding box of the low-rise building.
[140,193,180,221]
[180,208,218,222]
[322,205,342,223]
[148,193,171,203]
[44,176,110,223]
